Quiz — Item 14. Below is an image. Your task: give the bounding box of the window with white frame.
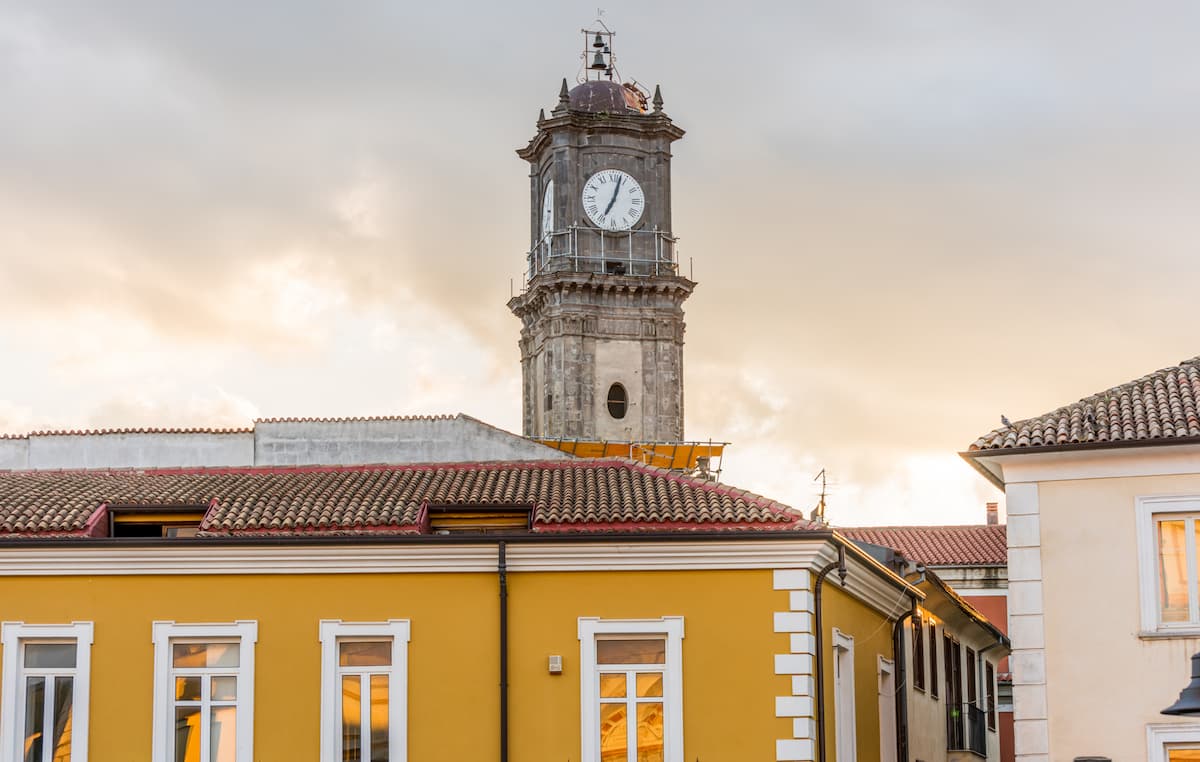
[0,622,93,762]
[1137,497,1200,632]
[832,629,857,762]
[578,617,683,762]
[151,621,256,762]
[318,620,410,762]
[1148,723,1200,761]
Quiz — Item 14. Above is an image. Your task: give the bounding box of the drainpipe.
[499,540,509,762]
[813,543,848,762]
[892,598,918,762]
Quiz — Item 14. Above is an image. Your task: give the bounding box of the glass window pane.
[211,676,237,702]
[636,672,663,698]
[24,643,77,669]
[370,674,389,762]
[1169,750,1200,760]
[597,639,666,665]
[174,705,202,762]
[637,702,665,762]
[173,643,239,669]
[51,676,73,762]
[1159,519,1189,622]
[600,673,627,699]
[174,643,207,668]
[207,643,239,668]
[342,675,362,762]
[175,676,202,702]
[599,703,627,762]
[210,706,236,762]
[23,676,45,762]
[340,641,391,667]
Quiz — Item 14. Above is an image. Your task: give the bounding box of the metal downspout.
[499,540,509,762]
[813,543,847,762]
[892,599,918,762]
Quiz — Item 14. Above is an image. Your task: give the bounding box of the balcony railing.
[947,703,987,757]
[525,226,679,282]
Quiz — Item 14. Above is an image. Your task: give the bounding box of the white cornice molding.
[0,545,501,575]
[0,540,836,576]
[974,443,1200,485]
[504,540,830,571]
[0,540,919,618]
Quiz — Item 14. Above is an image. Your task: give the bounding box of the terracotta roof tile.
[254,414,456,424]
[838,525,1007,566]
[0,459,809,537]
[970,356,1200,452]
[17,427,253,437]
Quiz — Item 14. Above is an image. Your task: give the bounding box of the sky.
[2,1,1199,526]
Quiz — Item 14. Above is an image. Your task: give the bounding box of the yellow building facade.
[0,531,915,761]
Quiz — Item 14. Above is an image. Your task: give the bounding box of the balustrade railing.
[525,226,678,282]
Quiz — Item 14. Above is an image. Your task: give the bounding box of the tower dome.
[568,80,648,114]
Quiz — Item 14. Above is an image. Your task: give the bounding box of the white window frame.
[151,620,257,762]
[1147,722,1200,761]
[833,628,857,762]
[319,619,410,762]
[0,622,94,762]
[1136,495,1200,633]
[877,656,896,762]
[578,616,684,762]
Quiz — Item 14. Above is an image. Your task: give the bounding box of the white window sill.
[1138,629,1200,640]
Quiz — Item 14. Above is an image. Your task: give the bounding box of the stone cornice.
[508,273,695,320]
[517,111,686,161]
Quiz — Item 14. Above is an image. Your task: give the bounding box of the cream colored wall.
[1038,473,1200,760]
[904,616,1005,762]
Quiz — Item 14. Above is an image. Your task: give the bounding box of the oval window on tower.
[606,383,628,419]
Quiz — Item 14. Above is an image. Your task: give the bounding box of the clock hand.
[603,176,623,216]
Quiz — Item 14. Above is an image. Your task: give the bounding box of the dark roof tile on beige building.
[0,459,809,536]
[969,356,1200,452]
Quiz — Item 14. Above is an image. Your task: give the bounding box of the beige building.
[963,355,1200,762]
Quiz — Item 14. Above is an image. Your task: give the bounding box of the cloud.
[1,0,1197,523]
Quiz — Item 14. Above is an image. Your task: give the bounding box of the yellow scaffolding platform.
[533,439,727,474]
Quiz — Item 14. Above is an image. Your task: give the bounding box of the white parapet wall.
[27,431,255,470]
[0,414,571,471]
[0,438,29,470]
[254,414,570,466]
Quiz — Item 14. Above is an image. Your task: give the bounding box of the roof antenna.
[812,469,829,525]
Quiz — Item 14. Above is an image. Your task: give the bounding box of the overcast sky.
[2,1,1199,525]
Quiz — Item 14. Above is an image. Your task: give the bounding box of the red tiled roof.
[0,460,810,537]
[838,525,1007,566]
[969,356,1200,452]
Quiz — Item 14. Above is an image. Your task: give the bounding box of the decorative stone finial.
[538,108,546,122]
[558,78,570,106]
[652,85,664,113]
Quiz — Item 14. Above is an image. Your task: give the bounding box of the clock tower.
[508,28,694,442]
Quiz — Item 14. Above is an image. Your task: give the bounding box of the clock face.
[582,170,645,231]
[541,179,554,239]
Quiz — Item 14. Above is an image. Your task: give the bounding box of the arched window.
[607,383,628,419]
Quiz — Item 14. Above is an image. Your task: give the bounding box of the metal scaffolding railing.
[525,226,678,282]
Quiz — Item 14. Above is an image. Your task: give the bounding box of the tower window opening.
[605,261,627,275]
[607,383,628,419]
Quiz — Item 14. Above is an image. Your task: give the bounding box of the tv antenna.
[812,469,829,525]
